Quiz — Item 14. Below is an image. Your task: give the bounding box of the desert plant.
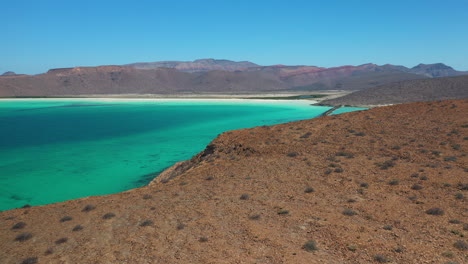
[444,156,457,162]
[176,223,185,230]
[60,216,73,222]
[248,214,261,220]
[277,209,289,215]
[82,204,96,212]
[102,213,116,219]
[55,238,68,244]
[303,240,318,252]
[140,220,153,227]
[449,219,461,224]
[342,208,357,216]
[373,254,389,263]
[72,225,83,232]
[334,168,344,173]
[12,222,26,230]
[411,184,423,190]
[205,176,214,181]
[360,183,369,188]
[453,240,468,250]
[15,232,33,242]
[240,194,250,200]
[388,180,399,185]
[304,187,315,193]
[287,152,298,157]
[455,193,464,199]
[426,208,444,215]
[199,237,208,242]
[383,225,393,230]
[143,194,152,199]
[21,257,38,264]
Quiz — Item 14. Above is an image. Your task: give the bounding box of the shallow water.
[0,99,362,211]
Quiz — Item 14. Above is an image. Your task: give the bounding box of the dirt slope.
[0,100,467,264]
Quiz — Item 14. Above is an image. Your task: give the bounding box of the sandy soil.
[0,99,466,264]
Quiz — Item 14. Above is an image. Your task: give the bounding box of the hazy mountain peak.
[1,71,16,76]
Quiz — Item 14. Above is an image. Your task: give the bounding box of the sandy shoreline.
[0,97,321,106]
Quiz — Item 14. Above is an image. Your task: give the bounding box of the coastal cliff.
[0,99,467,264]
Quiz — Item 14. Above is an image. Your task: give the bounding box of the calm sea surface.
[0,99,364,211]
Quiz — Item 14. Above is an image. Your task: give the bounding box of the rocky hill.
[1,60,467,97]
[320,75,468,106]
[0,99,466,264]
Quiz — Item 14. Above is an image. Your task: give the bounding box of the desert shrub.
[205,176,214,181]
[179,182,188,186]
[334,168,344,173]
[143,194,152,199]
[388,180,399,185]
[72,225,83,231]
[82,204,96,212]
[55,238,68,244]
[44,247,53,255]
[12,222,26,230]
[411,184,423,190]
[347,244,358,251]
[453,240,468,250]
[102,213,116,219]
[360,183,369,188]
[347,199,357,203]
[373,254,389,263]
[140,220,153,227]
[444,156,457,162]
[176,223,185,230]
[199,237,208,242]
[391,146,401,150]
[394,247,404,253]
[408,196,418,201]
[15,232,32,242]
[304,187,315,193]
[300,132,312,138]
[21,257,38,264]
[441,251,454,257]
[410,173,419,178]
[324,169,332,175]
[377,160,395,170]
[458,183,468,190]
[463,223,468,231]
[355,132,365,136]
[60,216,73,222]
[303,240,318,252]
[277,209,289,215]
[426,208,444,215]
[287,152,298,157]
[240,194,250,200]
[248,214,261,220]
[420,176,428,181]
[452,144,461,150]
[342,208,357,216]
[336,151,354,158]
[383,225,393,230]
[449,219,461,224]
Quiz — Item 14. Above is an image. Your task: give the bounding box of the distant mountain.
[1,71,17,76]
[409,63,466,77]
[1,60,467,97]
[125,59,259,72]
[319,75,468,106]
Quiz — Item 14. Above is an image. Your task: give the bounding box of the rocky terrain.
[0,99,467,264]
[320,75,468,107]
[1,59,466,97]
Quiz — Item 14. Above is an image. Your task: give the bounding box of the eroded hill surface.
[0,100,467,264]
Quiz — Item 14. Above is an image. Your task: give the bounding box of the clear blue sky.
[2,0,468,74]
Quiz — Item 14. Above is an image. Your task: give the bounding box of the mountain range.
[1,59,467,97]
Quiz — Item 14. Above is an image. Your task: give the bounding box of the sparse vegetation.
[240,194,249,200]
[55,237,68,244]
[60,216,73,222]
[444,156,457,162]
[248,214,261,220]
[72,225,83,231]
[426,208,444,215]
[303,240,318,252]
[287,152,298,157]
[140,220,153,227]
[21,257,38,264]
[455,193,464,199]
[373,254,389,263]
[277,209,289,215]
[383,225,393,230]
[143,194,152,199]
[342,208,357,216]
[449,219,461,224]
[411,184,423,190]
[15,232,33,242]
[360,183,369,188]
[453,240,468,250]
[176,223,185,230]
[12,222,26,230]
[199,237,208,242]
[304,187,315,193]
[82,204,96,212]
[388,180,399,185]
[102,213,116,219]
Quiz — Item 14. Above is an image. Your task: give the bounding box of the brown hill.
[125,58,259,72]
[1,99,467,264]
[320,75,468,106]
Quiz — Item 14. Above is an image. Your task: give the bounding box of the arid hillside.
[0,100,467,264]
[320,75,468,106]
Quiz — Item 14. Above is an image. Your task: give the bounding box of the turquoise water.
[0,99,362,211]
[331,107,368,115]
